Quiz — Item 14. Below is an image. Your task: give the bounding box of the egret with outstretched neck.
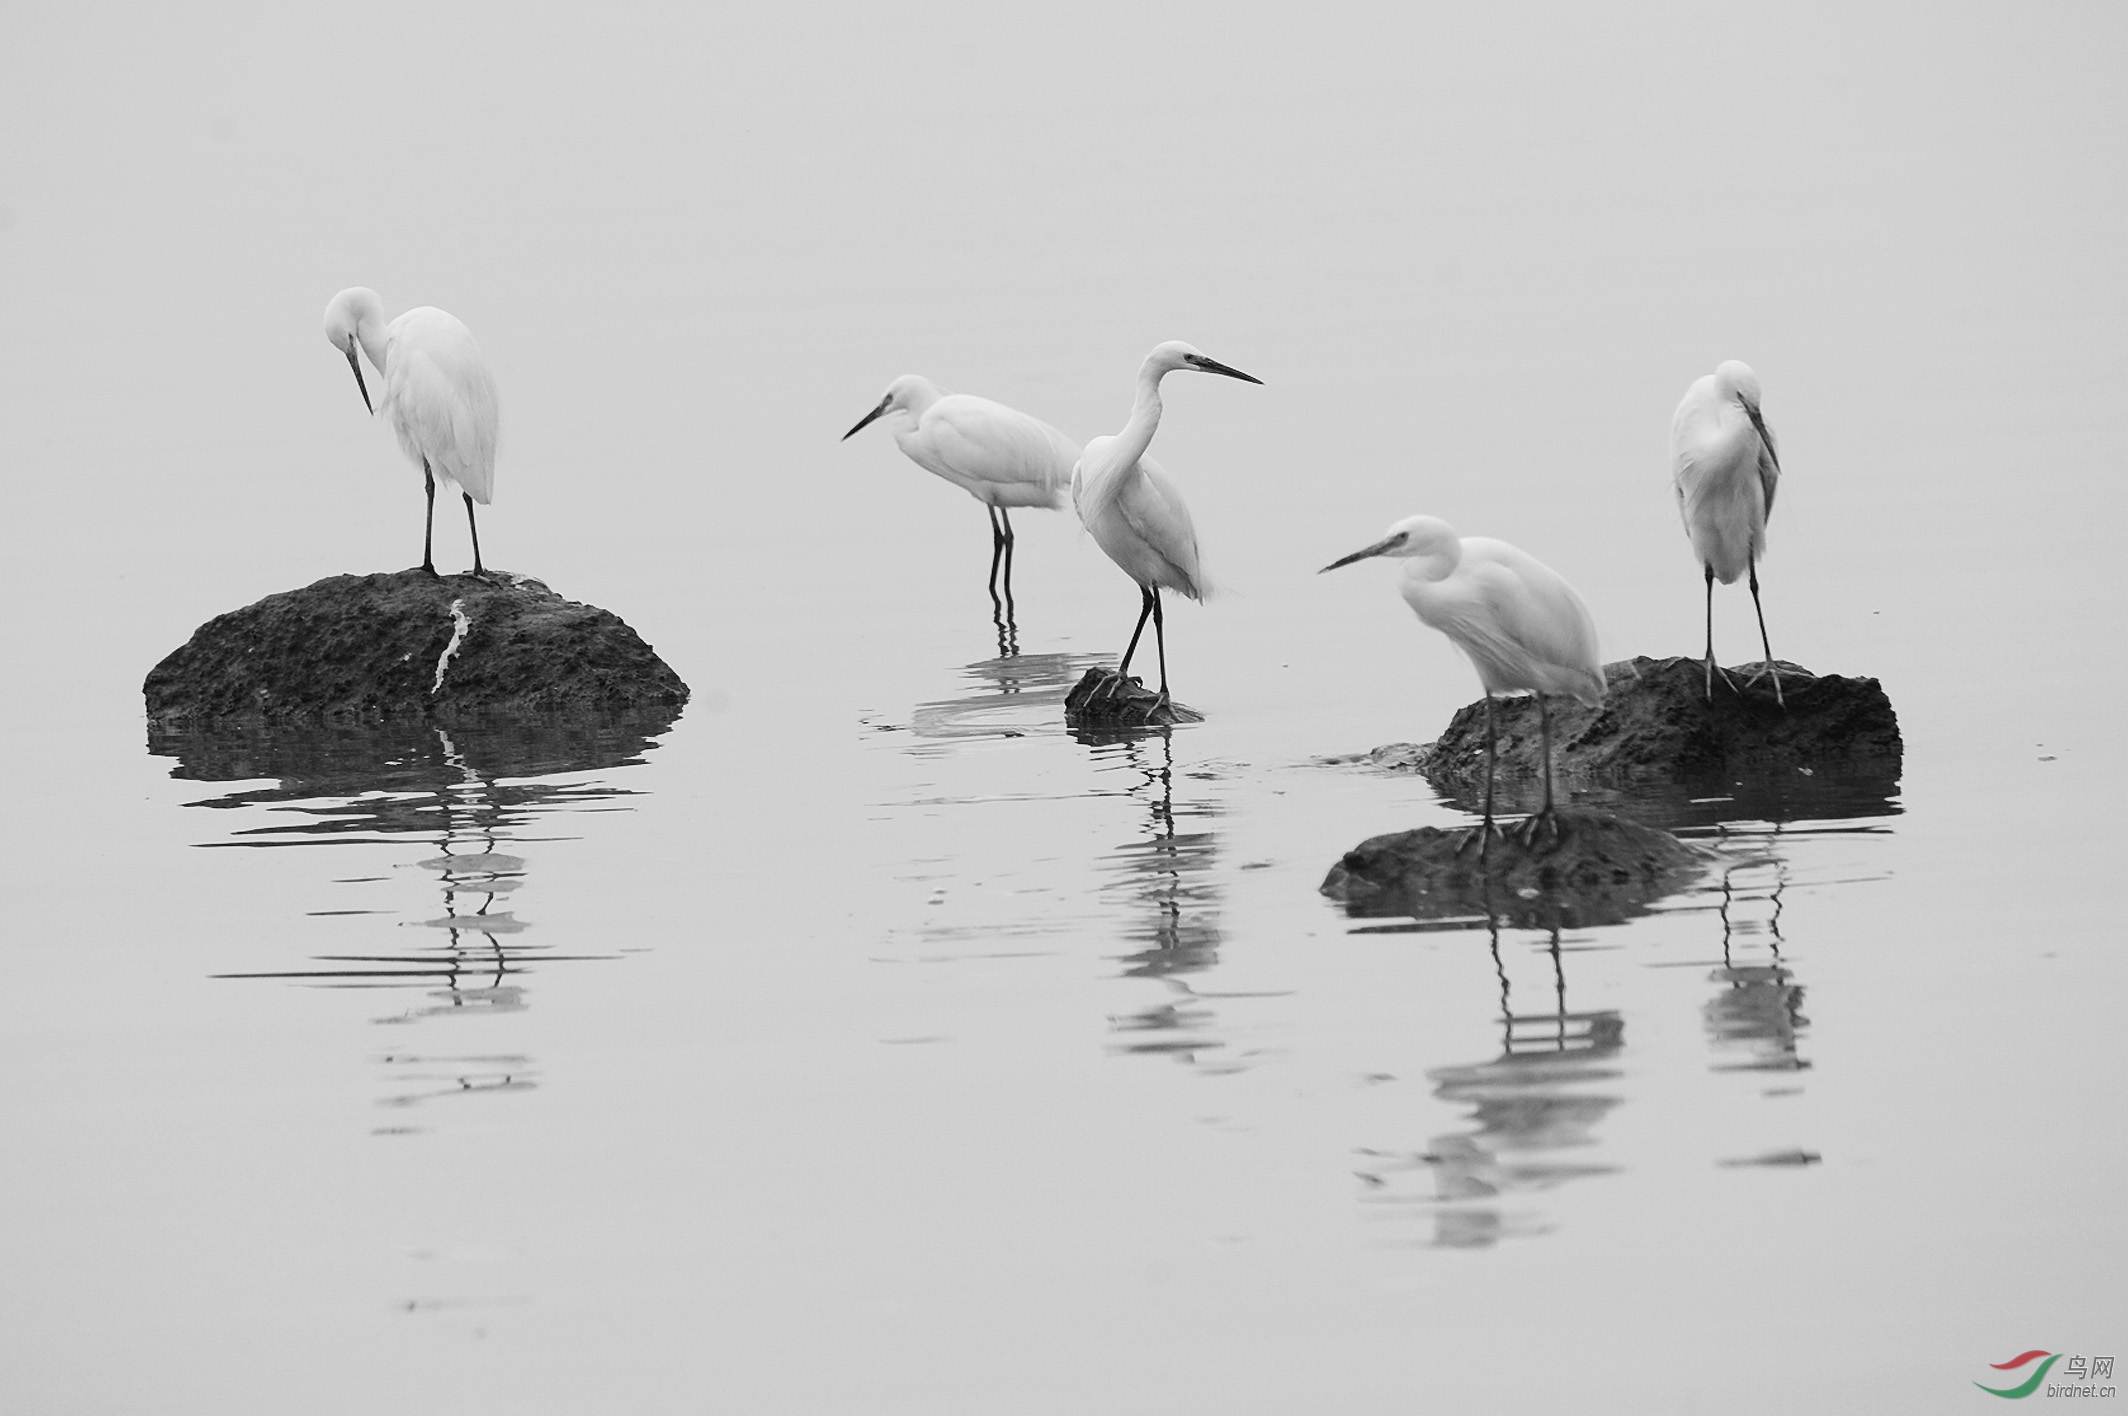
[1073,341,1261,703]
[323,287,499,577]
[1672,359,1783,705]
[841,375,1079,610]
[1321,515,1604,840]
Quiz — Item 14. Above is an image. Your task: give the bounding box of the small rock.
[1321,807,1711,929]
[1063,669,1204,730]
[144,570,689,725]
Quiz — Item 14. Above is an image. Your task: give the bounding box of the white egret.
[1672,359,1783,705]
[842,376,1080,607]
[322,287,499,577]
[1073,341,1262,702]
[1320,515,1605,836]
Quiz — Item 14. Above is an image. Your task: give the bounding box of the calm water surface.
[5,5,2126,1412]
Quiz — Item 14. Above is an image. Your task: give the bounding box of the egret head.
[1713,360,1763,412]
[842,374,941,440]
[1712,359,1778,467]
[1318,515,1459,573]
[322,287,386,414]
[1145,340,1263,385]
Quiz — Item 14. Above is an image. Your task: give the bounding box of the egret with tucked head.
[1073,340,1261,703]
[1672,359,1783,705]
[322,287,499,577]
[841,375,1079,607]
[1321,515,1604,835]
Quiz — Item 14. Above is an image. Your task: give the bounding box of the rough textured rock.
[1342,656,1901,824]
[1064,669,1204,731]
[143,570,689,726]
[1321,809,1712,929]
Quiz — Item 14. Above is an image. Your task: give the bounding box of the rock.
[1064,669,1204,730]
[1348,656,1901,823]
[1321,808,1711,929]
[143,570,689,725]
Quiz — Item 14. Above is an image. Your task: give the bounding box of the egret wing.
[1455,544,1603,703]
[383,310,499,504]
[923,398,1078,508]
[1115,455,1205,599]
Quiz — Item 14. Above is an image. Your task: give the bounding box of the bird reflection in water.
[1702,843,1808,1075]
[1094,731,1252,1069]
[148,714,673,1124]
[1355,902,1623,1248]
[907,651,1110,742]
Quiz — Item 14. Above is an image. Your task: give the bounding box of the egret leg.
[1539,694,1555,816]
[421,461,438,576]
[1701,563,1736,700]
[1518,695,1561,848]
[464,494,485,578]
[1150,588,1169,700]
[990,510,1019,659]
[998,506,1017,602]
[1461,691,1498,862]
[986,506,1007,606]
[1111,586,1157,698]
[1745,561,1785,708]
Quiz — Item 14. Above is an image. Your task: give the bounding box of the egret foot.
[1738,659,1788,708]
[1454,821,1498,857]
[1514,809,1565,852]
[1702,654,1738,701]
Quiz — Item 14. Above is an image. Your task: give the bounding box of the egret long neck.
[1106,360,1169,474]
[355,316,388,377]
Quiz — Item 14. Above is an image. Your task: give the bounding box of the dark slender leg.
[1112,585,1156,698]
[990,507,1018,659]
[422,461,438,575]
[986,506,1007,606]
[1483,692,1498,829]
[1538,694,1555,815]
[1702,562,1716,700]
[464,494,484,577]
[1150,589,1169,698]
[1746,560,1785,708]
[1467,690,1498,863]
[1515,694,1562,848]
[998,506,1016,601]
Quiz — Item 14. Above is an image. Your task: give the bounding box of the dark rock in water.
[1064,669,1204,730]
[1347,656,1901,824]
[143,570,689,726]
[1322,808,1710,930]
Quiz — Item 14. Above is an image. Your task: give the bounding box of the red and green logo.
[1976,1351,2059,1399]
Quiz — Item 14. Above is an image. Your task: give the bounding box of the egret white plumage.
[322,287,499,577]
[1072,341,1261,702]
[841,375,1080,606]
[1320,515,1605,836]
[1672,359,1783,705]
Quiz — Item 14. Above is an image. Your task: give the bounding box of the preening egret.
[1073,341,1262,702]
[1672,359,1783,705]
[1320,515,1605,836]
[322,287,499,577]
[841,375,1080,608]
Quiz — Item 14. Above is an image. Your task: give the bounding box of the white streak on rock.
[432,599,472,695]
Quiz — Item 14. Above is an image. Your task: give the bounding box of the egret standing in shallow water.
[323,287,499,577]
[1321,515,1605,839]
[1672,359,1783,705]
[1073,341,1262,703]
[841,375,1080,610]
